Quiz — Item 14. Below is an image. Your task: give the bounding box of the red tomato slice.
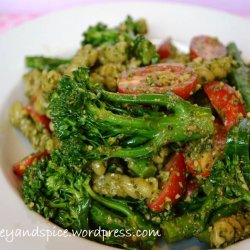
[157,39,173,59]
[204,82,246,131]
[117,63,197,99]
[13,152,49,176]
[147,152,186,212]
[185,121,227,178]
[190,35,227,60]
[26,106,51,131]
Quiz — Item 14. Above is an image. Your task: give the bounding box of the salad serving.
[9,16,250,249]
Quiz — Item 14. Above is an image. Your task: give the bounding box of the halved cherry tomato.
[26,106,51,131]
[204,81,246,131]
[157,39,174,59]
[190,35,227,60]
[117,63,197,99]
[13,152,49,176]
[147,152,186,212]
[185,121,227,178]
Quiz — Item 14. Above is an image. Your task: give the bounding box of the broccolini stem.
[162,196,241,243]
[90,203,126,230]
[83,177,156,234]
[232,185,250,203]
[109,130,168,158]
[101,91,214,132]
[102,90,209,115]
[48,201,68,208]
[107,113,210,158]
[209,202,243,224]
[101,90,179,110]
[100,91,214,137]
[88,92,214,159]
[87,104,159,132]
[162,211,202,243]
[161,195,214,243]
[83,177,133,217]
[103,126,155,138]
[123,136,149,147]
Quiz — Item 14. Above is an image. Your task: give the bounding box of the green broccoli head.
[22,155,90,231]
[82,23,119,47]
[22,157,53,218]
[207,156,250,202]
[82,16,148,47]
[129,35,159,65]
[49,68,90,140]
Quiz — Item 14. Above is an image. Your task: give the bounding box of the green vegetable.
[25,56,70,70]
[82,23,119,47]
[49,67,214,166]
[22,156,90,231]
[209,201,243,225]
[206,155,250,205]
[127,158,157,178]
[90,203,133,248]
[129,35,159,65]
[90,203,126,230]
[225,118,250,185]
[227,42,250,111]
[122,136,149,147]
[82,16,147,47]
[162,195,215,243]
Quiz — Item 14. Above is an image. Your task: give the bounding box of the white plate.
[0,2,250,250]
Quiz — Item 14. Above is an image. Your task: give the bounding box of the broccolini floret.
[129,35,159,65]
[22,156,90,231]
[82,16,147,47]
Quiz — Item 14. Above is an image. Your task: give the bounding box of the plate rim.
[1,1,250,38]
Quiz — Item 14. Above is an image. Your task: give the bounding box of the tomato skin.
[157,39,173,59]
[170,78,197,99]
[213,121,228,153]
[204,82,246,131]
[190,35,227,60]
[185,121,227,178]
[147,152,186,212]
[117,63,197,99]
[26,106,51,131]
[13,152,49,176]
